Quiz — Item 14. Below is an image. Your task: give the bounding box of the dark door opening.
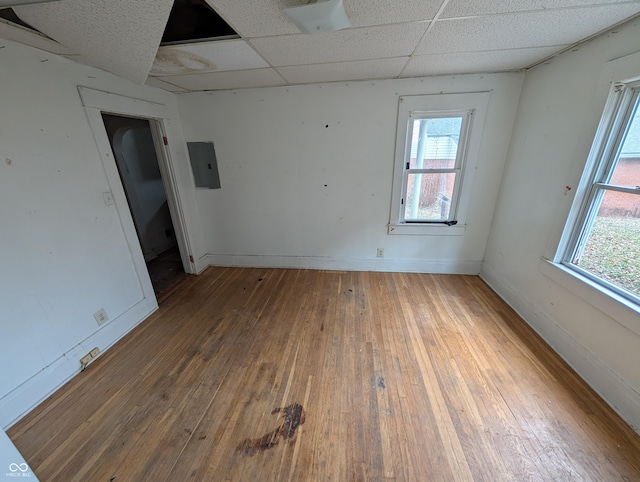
[102,113,187,301]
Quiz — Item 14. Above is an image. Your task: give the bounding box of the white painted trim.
[389,92,491,232]
[205,254,481,274]
[0,298,157,429]
[388,223,466,236]
[480,263,640,436]
[79,86,197,275]
[78,86,170,119]
[0,87,198,430]
[83,108,157,303]
[547,50,640,262]
[150,121,197,274]
[539,259,640,337]
[196,254,211,274]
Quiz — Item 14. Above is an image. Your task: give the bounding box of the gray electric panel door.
[187,141,221,189]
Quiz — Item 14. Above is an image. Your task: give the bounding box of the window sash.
[568,186,640,254]
[388,92,490,235]
[399,111,472,224]
[560,81,640,305]
[406,168,459,175]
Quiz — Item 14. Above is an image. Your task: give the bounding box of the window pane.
[404,172,456,221]
[572,190,640,297]
[609,104,640,187]
[408,117,462,169]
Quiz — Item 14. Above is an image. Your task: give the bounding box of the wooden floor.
[8,268,640,481]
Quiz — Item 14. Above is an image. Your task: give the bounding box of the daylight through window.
[402,115,469,223]
[389,92,489,235]
[560,80,640,304]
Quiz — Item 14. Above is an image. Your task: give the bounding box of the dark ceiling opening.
[161,0,239,46]
[0,8,38,31]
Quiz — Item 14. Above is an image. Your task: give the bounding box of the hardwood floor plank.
[7,268,640,481]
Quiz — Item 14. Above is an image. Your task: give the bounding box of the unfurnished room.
[1,0,640,480]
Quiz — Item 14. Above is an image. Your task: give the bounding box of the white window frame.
[554,78,640,308]
[389,92,490,235]
[401,110,472,224]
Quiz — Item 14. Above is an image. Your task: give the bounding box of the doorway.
[102,113,187,300]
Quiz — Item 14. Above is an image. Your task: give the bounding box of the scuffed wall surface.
[177,73,523,273]
[0,38,200,427]
[482,19,640,431]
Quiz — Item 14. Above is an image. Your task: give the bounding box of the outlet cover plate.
[94,308,108,325]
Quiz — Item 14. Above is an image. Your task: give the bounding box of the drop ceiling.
[1,0,639,92]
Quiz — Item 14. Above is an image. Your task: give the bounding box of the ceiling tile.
[402,46,566,76]
[151,40,269,76]
[343,0,442,27]
[277,57,409,84]
[442,0,638,18]
[212,0,441,37]
[161,68,286,91]
[210,0,300,38]
[250,22,429,67]
[145,76,189,93]
[14,0,174,84]
[417,5,640,54]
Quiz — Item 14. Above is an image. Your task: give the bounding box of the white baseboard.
[0,297,157,429]
[204,254,482,274]
[480,263,640,435]
[195,253,211,274]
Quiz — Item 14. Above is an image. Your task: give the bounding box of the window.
[558,80,640,305]
[402,114,469,223]
[389,92,489,235]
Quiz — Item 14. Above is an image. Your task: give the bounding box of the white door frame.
[78,87,196,304]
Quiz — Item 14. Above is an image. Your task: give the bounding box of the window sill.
[387,223,466,236]
[539,258,640,337]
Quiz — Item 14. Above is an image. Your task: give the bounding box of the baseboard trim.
[195,253,211,274]
[0,297,157,429]
[203,254,482,274]
[480,263,640,435]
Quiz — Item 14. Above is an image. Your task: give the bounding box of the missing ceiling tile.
[0,7,40,32]
[161,0,239,46]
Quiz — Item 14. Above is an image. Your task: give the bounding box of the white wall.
[0,429,38,481]
[0,39,202,428]
[481,18,640,432]
[178,73,523,273]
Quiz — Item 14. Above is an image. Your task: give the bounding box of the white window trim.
[554,78,640,308]
[388,92,490,235]
[543,50,640,334]
[540,258,640,337]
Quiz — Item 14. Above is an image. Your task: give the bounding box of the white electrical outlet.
[94,308,108,325]
[377,248,384,258]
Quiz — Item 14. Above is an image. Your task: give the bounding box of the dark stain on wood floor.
[236,403,306,456]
